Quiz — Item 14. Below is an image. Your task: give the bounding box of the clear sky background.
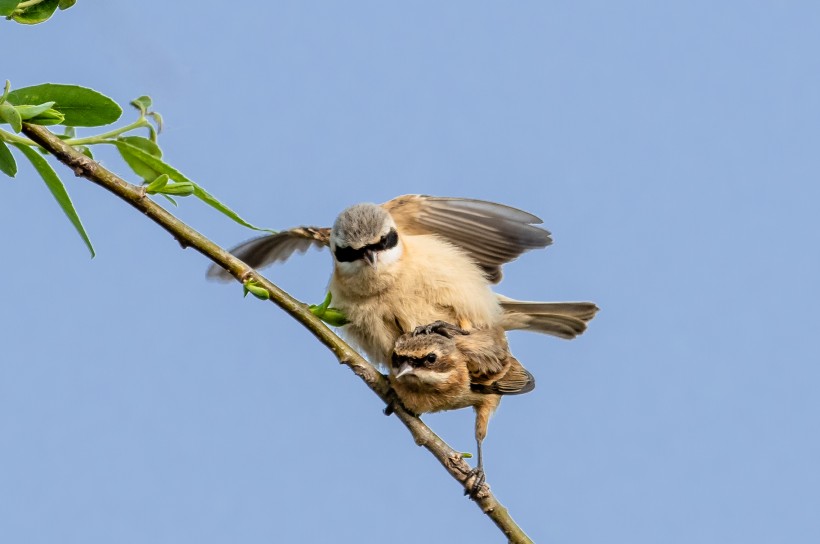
[2,2,819,543]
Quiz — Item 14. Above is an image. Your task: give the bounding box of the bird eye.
[391,352,399,365]
[426,353,437,364]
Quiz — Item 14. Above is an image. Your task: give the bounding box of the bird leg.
[465,403,494,498]
[464,438,486,497]
[412,320,469,338]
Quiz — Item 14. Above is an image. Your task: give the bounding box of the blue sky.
[2,2,819,543]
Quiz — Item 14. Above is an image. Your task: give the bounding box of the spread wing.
[207,226,330,282]
[383,195,552,283]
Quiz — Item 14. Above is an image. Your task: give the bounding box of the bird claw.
[412,320,469,338]
[463,466,486,498]
[383,387,400,416]
[383,388,417,417]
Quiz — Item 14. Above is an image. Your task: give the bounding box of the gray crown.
[331,203,392,248]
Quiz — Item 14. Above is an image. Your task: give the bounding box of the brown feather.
[383,195,552,283]
[207,227,330,281]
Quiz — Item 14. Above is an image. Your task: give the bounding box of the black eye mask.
[391,351,438,369]
[333,229,398,263]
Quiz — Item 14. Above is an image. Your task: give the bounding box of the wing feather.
[384,195,552,283]
[206,227,330,281]
[470,356,535,396]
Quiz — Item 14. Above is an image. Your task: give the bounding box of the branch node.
[448,454,471,475]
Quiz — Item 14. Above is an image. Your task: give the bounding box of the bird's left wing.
[453,327,511,380]
[454,327,536,396]
[207,227,330,282]
[383,195,552,283]
[472,358,535,396]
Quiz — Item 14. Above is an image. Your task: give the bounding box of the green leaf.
[161,194,178,207]
[160,182,195,196]
[11,0,58,24]
[0,140,17,177]
[77,145,94,159]
[308,291,333,314]
[243,280,270,300]
[63,126,76,138]
[0,103,23,133]
[317,308,349,327]
[144,174,169,193]
[14,102,56,120]
[112,140,162,181]
[118,135,161,158]
[130,96,152,113]
[8,84,122,127]
[107,140,274,232]
[308,293,349,326]
[149,112,164,133]
[0,1,21,17]
[13,143,95,257]
[116,135,163,181]
[58,0,76,9]
[193,185,274,233]
[26,109,66,126]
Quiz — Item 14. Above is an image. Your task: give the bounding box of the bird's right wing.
[207,226,330,282]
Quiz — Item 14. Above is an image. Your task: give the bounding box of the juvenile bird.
[389,321,535,494]
[208,195,598,366]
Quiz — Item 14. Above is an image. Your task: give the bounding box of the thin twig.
[21,122,535,544]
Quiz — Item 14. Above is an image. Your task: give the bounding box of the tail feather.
[498,298,599,339]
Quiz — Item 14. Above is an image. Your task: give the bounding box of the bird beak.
[363,249,377,267]
[395,363,413,380]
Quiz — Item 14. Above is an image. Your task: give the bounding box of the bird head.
[330,203,401,272]
[390,332,459,387]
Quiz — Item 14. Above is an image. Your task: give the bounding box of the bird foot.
[383,387,400,416]
[463,466,486,498]
[383,388,417,417]
[412,320,469,338]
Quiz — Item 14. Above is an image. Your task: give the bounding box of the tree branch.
[21,123,535,544]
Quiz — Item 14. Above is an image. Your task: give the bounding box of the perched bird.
[389,321,535,494]
[208,195,598,366]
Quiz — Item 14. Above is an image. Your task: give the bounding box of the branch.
[21,123,535,544]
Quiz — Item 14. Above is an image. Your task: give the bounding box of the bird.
[208,194,598,366]
[389,321,535,495]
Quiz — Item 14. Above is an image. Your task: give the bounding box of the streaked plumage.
[389,323,535,493]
